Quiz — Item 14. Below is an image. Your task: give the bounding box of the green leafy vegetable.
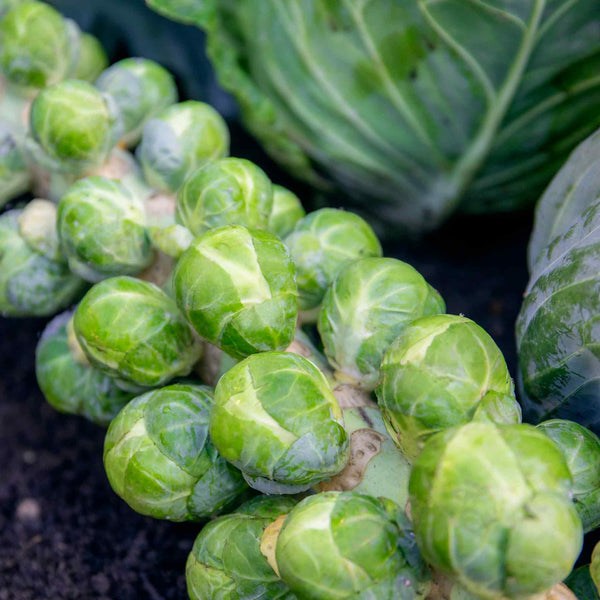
[174,225,297,359]
[409,422,583,599]
[36,310,133,425]
[210,352,349,494]
[186,495,298,600]
[517,199,600,432]
[538,419,600,533]
[377,314,519,460]
[104,383,247,520]
[146,0,600,233]
[74,276,202,387]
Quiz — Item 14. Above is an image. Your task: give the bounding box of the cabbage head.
[146,0,600,233]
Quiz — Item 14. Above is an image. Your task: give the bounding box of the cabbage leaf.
[147,0,600,232]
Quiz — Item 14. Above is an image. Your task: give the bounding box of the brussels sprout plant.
[210,352,349,494]
[538,419,600,533]
[318,257,445,390]
[104,383,247,520]
[137,100,230,193]
[186,495,298,600]
[73,276,202,388]
[174,225,297,359]
[96,57,178,147]
[175,157,273,236]
[5,3,596,598]
[409,422,583,599]
[377,314,520,460]
[0,207,85,316]
[57,176,153,282]
[273,492,427,600]
[36,310,134,425]
[285,208,382,315]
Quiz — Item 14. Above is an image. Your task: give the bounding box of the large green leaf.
[147,0,600,232]
[516,198,600,432]
[528,128,600,272]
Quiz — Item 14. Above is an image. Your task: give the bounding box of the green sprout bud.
[174,226,297,360]
[210,352,349,494]
[57,176,152,282]
[35,310,134,425]
[276,492,427,600]
[96,57,178,147]
[18,198,61,261]
[104,384,247,521]
[409,422,583,599]
[149,223,193,259]
[137,100,229,193]
[318,258,445,390]
[175,158,273,236]
[267,185,305,239]
[27,79,119,174]
[0,0,25,19]
[71,33,108,83]
[0,208,85,317]
[377,314,519,460]
[285,208,382,314]
[538,419,600,533]
[0,1,79,93]
[0,124,30,208]
[73,276,202,387]
[186,495,298,600]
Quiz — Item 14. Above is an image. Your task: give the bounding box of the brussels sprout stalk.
[317,390,412,508]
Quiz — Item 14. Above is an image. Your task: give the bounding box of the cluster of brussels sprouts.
[3,2,599,599]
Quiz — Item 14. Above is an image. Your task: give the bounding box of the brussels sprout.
[73,276,202,387]
[137,100,229,193]
[0,123,30,208]
[104,384,247,521]
[376,314,519,460]
[538,419,600,533]
[186,495,298,600]
[0,0,24,19]
[0,208,85,316]
[267,185,305,239]
[71,33,108,83]
[174,225,297,360]
[96,57,178,147]
[18,198,61,260]
[57,176,153,282]
[274,492,427,600]
[210,352,349,494]
[149,223,193,259]
[35,310,133,425]
[409,422,583,600]
[0,1,79,93]
[318,258,445,390]
[316,398,411,509]
[175,158,273,236]
[27,79,119,174]
[284,208,382,314]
